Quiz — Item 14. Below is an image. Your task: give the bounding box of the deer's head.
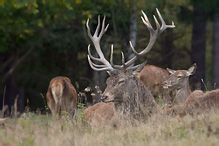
[162,63,197,90]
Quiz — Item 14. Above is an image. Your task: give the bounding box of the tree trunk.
[127,6,137,67]
[191,7,207,90]
[212,11,219,89]
[3,74,17,116]
[161,29,174,68]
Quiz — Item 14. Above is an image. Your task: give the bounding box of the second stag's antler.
[86,8,175,71]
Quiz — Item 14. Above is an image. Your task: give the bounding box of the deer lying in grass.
[137,65,174,106]
[162,63,197,104]
[46,76,78,118]
[166,89,219,117]
[162,64,219,116]
[83,102,117,126]
[83,8,175,124]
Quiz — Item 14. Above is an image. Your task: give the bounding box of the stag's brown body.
[137,65,174,105]
[46,76,78,117]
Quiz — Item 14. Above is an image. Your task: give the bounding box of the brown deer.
[83,102,117,126]
[84,8,175,122]
[162,63,197,104]
[46,76,78,118]
[136,65,174,106]
[166,89,219,117]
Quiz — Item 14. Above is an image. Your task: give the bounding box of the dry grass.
[0,109,219,146]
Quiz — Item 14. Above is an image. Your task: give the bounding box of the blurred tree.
[191,1,207,90]
[212,11,219,89]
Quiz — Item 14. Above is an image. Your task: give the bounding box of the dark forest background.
[0,0,219,112]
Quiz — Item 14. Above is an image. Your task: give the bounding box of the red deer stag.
[83,8,175,123]
[162,63,197,104]
[136,65,174,106]
[46,76,78,118]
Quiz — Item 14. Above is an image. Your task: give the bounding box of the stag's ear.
[187,63,197,76]
[167,68,176,74]
[130,61,147,75]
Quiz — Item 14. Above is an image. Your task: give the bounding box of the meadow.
[0,109,218,146]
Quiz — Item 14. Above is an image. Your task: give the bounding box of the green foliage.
[77,103,86,108]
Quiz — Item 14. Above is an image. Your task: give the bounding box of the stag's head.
[162,63,197,90]
[101,63,146,103]
[86,9,175,108]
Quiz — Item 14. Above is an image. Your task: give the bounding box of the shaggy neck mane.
[115,76,157,120]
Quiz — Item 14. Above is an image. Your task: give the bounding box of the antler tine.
[88,55,113,71]
[110,44,115,67]
[86,15,113,71]
[88,45,102,62]
[87,9,175,71]
[86,19,92,39]
[110,44,128,69]
[94,15,101,37]
[121,52,126,69]
[122,8,175,67]
[156,8,175,33]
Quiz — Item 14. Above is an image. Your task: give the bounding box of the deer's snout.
[162,81,169,88]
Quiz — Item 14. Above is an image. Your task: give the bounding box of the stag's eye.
[118,79,125,85]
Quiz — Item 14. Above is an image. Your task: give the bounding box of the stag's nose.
[99,96,107,102]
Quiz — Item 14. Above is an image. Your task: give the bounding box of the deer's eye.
[177,75,183,79]
[118,79,125,85]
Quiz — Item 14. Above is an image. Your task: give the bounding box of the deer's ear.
[131,61,147,75]
[187,63,197,76]
[167,68,176,74]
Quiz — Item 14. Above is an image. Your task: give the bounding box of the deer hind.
[162,64,219,116]
[84,8,175,122]
[166,89,219,117]
[162,63,197,104]
[46,76,78,118]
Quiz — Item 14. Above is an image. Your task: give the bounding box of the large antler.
[86,8,175,71]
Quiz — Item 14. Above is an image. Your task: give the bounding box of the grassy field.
[0,110,219,146]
